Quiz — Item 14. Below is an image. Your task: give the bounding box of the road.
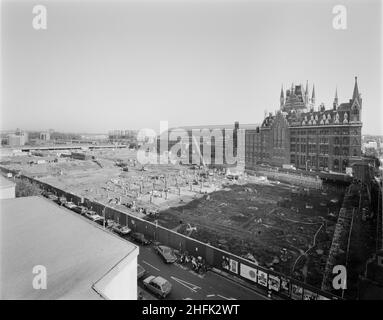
[54,203,268,300]
[137,244,267,300]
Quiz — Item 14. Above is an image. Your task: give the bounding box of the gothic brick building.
[245,77,362,173]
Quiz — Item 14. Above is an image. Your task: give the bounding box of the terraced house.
[245,77,362,173]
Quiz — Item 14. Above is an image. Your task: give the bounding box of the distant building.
[7,129,28,146]
[0,176,16,199]
[39,131,51,141]
[108,130,137,143]
[157,122,255,170]
[0,196,139,299]
[245,77,363,173]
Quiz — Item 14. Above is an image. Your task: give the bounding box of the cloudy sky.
[1,0,382,134]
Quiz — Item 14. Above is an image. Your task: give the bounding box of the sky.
[1,0,382,134]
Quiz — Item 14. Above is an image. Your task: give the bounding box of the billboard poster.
[291,284,303,300]
[268,274,280,292]
[280,276,290,296]
[303,289,318,300]
[240,264,257,283]
[222,256,230,271]
[230,259,239,274]
[222,256,238,274]
[257,270,268,287]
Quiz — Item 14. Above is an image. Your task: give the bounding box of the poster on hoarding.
[303,289,318,300]
[257,270,268,287]
[240,264,257,283]
[280,276,290,296]
[222,256,230,270]
[291,284,303,300]
[268,274,280,292]
[230,259,239,274]
[222,256,238,274]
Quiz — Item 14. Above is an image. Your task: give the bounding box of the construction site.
[0,146,347,288]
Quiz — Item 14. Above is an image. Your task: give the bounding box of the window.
[334,159,339,169]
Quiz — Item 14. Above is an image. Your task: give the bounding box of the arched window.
[334,147,340,155]
[353,149,358,156]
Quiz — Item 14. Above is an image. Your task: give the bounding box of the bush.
[15,179,42,197]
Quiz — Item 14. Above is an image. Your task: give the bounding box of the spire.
[352,76,360,101]
[311,84,316,105]
[333,87,338,110]
[280,85,284,108]
[305,80,309,105]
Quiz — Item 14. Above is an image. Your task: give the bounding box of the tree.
[15,179,42,197]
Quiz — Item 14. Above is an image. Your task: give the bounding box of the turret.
[350,76,362,122]
[311,84,316,106]
[280,85,284,109]
[304,80,309,106]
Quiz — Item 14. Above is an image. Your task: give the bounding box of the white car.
[143,276,172,298]
[112,224,132,236]
[84,211,104,224]
[64,202,77,210]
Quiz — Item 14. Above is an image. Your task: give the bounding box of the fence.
[1,165,340,300]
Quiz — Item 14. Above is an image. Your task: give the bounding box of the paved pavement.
[137,244,268,300]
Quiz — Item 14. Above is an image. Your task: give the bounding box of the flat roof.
[0,196,138,300]
[0,175,16,189]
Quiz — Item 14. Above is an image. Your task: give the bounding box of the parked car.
[64,202,77,210]
[48,194,59,202]
[137,264,146,279]
[84,210,104,224]
[106,219,118,228]
[143,276,172,298]
[112,224,132,236]
[72,205,87,215]
[154,245,177,264]
[41,190,51,198]
[130,232,151,245]
[57,197,67,206]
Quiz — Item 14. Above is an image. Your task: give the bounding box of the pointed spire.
[305,80,309,105]
[311,84,315,105]
[280,85,284,109]
[333,86,338,110]
[352,76,360,101]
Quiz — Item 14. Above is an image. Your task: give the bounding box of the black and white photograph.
[0,0,382,307]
